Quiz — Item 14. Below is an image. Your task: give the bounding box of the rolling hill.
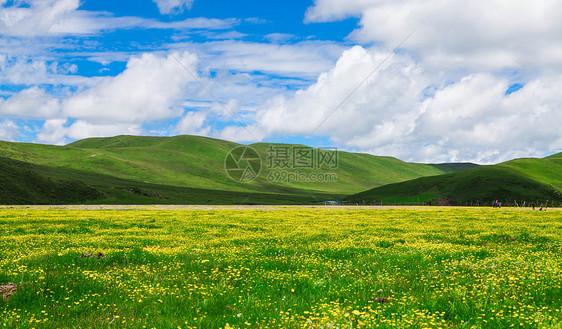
[0,135,473,205]
[0,157,104,205]
[347,153,562,206]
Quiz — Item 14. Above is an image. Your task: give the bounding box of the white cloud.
[219,46,562,164]
[175,111,210,135]
[185,40,346,79]
[153,0,193,15]
[164,40,347,120]
[0,87,61,119]
[0,119,19,141]
[64,121,142,140]
[0,55,103,90]
[217,124,266,144]
[35,119,142,145]
[34,119,68,145]
[405,74,562,163]
[233,46,423,139]
[209,0,561,163]
[306,0,562,73]
[0,51,106,94]
[19,51,205,144]
[264,33,296,44]
[146,17,239,30]
[1,40,345,145]
[0,0,97,36]
[305,0,373,22]
[3,0,560,164]
[0,57,48,85]
[63,51,199,123]
[0,0,237,37]
[202,31,247,40]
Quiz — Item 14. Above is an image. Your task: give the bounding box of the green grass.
[347,154,562,206]
[0,135,470,205]
[428,163,479,173]
[0,157,104,205]
[1,206,562,328]
[499,156,562,192]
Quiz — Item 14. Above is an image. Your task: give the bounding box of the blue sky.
[1,0,561,164]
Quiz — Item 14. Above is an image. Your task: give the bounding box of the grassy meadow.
[1,206,562,328]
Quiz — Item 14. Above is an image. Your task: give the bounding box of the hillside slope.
[0,155,339,205]
[347,153,562,206]
[428,163,480,173]
[0,135,473,204]
[0,157,104,204]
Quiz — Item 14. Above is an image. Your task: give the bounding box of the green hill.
[0,157,104,205]
[347,154,562,206]
[0,156,336,205]
[0,135,472,205]
[428,163,480,173]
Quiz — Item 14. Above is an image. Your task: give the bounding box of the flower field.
[1,206,561,328]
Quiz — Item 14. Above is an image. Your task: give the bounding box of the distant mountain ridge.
[0,135,475,205]
[347,153,562,206]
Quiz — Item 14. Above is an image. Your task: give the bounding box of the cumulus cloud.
[220,46,562,163]
[153,0,193,15]
[3,0,560,164]
[0,119,19,141]
[306,0,562,73]
[214,0,561,163]
[34,119,68,145]
[35,119,143,145]
[0,0,99,36]
[385,73,562,163]
[1,40,345,145]
[0,87,61,119]
[63,51,199,123]
[19,51,203,144]
[217,124,266,144]
[175,111,210,135]
[218,46,422,142]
